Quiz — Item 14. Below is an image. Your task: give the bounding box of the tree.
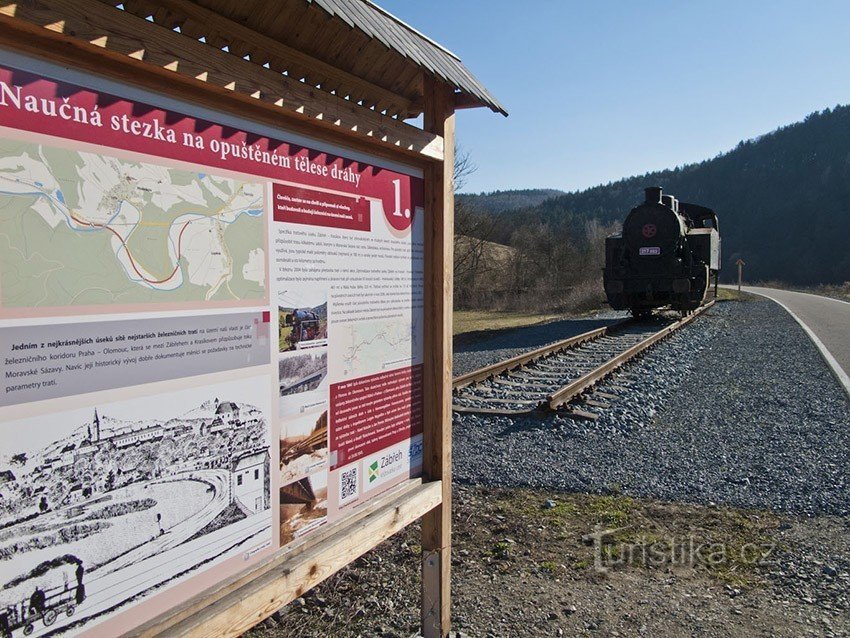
[453,146,503,307]
[453,144,476,192]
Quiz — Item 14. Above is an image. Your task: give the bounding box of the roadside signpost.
[737,258,746,291]
[0,2,504,637]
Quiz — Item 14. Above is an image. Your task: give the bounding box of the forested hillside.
[453,105,850,312]
[468,105,850,285]
[456,188,564,214]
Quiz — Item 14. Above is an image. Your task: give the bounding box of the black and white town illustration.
[0,379,271,637]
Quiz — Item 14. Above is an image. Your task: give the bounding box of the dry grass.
[454,235,516,264]
[805,282,850,302]
[716,287,750,301]
[248,487,806,638]
[453,310,565,336]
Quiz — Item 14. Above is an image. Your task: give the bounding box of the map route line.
[342,327,413,363]
[69,212,193,285]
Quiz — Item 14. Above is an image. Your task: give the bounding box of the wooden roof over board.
[0,0,503,162]
[106,0,506,119]
[306,0,506,116]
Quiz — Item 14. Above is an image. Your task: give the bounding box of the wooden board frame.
[421,75,455,638]
[0,3,457,637]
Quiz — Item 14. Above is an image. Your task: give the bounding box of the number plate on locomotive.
[639,246,661,255]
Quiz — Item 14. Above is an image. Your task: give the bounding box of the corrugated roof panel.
[307,0,506,115]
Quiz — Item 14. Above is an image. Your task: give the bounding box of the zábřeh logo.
[364,439,422,492]
[368,460,380,483]
[371,449,404,484]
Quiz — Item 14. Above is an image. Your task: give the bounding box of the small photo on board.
[279,350,328,396]
[278,288,327,352]
[279,470,327,547]
[280,410,328,484]
[279,348,328,417]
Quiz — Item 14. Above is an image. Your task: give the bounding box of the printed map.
[0,138,265,309]
[338,316,421,378]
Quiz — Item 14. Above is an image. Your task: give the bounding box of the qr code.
[340,466,358,502]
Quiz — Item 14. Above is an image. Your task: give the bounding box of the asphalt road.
[740,286,850,396]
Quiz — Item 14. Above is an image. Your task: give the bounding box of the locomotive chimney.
[645,186,662,204]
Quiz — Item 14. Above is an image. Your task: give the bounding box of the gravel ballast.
[453,297,850,516]
[453,313,625,378]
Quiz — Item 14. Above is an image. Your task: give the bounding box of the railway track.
[452,301,715,418]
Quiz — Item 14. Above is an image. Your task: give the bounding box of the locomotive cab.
[604,187,720,315]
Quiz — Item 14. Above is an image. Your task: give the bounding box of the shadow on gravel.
[495,414,556,438]
[454,316,621,353]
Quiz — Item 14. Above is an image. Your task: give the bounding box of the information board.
[0,55,424,637]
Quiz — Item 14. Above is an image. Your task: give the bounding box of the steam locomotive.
[1,555,85,637]
[283,309,325,350]
[603,187,720,316]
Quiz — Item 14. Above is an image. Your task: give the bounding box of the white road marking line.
[740,287,850,400]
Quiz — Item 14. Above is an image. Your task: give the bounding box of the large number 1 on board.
[392,178,410,219]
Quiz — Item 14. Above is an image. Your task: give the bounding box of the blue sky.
[377,1,850,194]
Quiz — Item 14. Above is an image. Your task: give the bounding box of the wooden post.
[736,258,746,291]
[421,76,455,638]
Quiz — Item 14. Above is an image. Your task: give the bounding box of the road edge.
[740,287,850,400]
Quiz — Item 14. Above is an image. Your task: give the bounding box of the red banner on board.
[0,65,423,228]
[272,183,371,231]
[329,365,424,469]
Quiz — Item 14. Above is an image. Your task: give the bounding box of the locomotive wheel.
[43,609,58,626]
[66,604,76,617]
[23,625,34,636]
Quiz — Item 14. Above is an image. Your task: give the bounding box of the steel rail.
[451,302,715,416]
[547,301,715,410]
[452,319,630,389]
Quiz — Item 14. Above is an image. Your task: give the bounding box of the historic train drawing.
[603,187,721,315]
[0,555,85,637]
[0,385,270,638]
